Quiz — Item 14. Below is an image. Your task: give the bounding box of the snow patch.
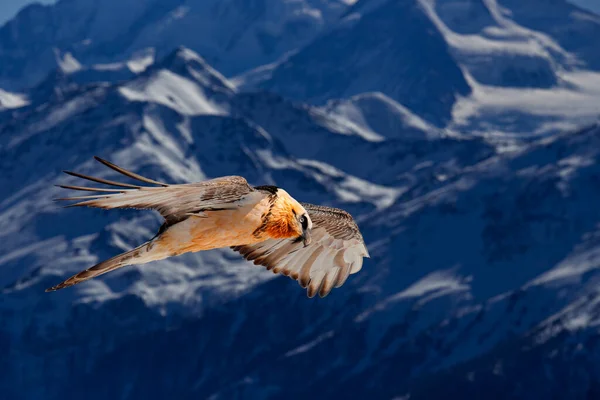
[0,88,28,109]
[127,48,155,73]
[528,245,600,287]
[285,331,335,357]
[356,270,471,322]
[54,49,83,74]
[119,70,226,116]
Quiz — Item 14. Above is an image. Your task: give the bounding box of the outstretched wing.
[232,203,369,298]
[56,156,253,224]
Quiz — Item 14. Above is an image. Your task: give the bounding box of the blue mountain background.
[1,0,600,399]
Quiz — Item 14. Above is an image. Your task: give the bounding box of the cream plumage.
[46,156,369,297]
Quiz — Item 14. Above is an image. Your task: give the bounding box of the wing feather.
[93,156,168,186]
[232,203,369,298]
[56,156,254,224]
[333,250,352,288]
[320,268,340,297]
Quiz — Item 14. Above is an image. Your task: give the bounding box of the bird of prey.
[46,156,369,298]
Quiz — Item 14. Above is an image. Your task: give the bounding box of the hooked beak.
[302,229,312,247]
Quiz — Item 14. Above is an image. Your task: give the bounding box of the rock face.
[1,0,600,399]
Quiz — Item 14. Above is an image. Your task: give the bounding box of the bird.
[46,156,369,298]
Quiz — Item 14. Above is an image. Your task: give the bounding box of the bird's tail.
[45,239,171,292]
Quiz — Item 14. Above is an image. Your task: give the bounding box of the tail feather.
[45,240,168,292]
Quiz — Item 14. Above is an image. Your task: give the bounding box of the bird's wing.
[56,156,253,223]
[232,203,369,298]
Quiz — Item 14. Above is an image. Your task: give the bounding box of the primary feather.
[58,156,253,224]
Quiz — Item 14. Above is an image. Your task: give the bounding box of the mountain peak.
[158,46,236,93]
[167,46,208,64]
[115,47,235,116]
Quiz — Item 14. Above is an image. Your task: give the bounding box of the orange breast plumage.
[155,196,274,255]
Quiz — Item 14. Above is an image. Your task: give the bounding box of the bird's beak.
[302,229,312,247]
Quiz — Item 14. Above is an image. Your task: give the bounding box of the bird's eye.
[300,215,308,230]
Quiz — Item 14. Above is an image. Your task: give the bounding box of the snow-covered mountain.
[259,0,600,134]
[0,0,352,90]
[3,0,600,135]
[1,0,600,399]
[0,45,492,398]
[264,0,472,125]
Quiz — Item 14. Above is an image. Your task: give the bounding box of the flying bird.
[47,156,369,298]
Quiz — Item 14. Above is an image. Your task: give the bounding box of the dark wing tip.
[45,283,65,292]
[46,275,80,292]
[306,285,318,299]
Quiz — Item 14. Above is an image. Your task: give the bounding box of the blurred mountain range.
[1,0,600,399]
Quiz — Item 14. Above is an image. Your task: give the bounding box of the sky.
[0,0,599,26]
[0,0,55,25]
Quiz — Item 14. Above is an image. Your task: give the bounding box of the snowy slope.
[230,89,492,186]
[322,92,440,141]
[498,0,600,70]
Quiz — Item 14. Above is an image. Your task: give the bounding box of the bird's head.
[292,203,313,247]
[266,189,313,246]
